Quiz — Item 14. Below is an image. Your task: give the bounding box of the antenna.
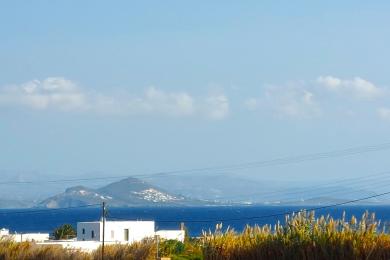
[101,201,106,260]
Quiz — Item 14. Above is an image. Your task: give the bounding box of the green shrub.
[53,224,76,240]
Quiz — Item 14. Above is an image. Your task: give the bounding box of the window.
[124,229,129,241]
[82,228,85,235]
[111,230,115,239]
[91,230,95,239]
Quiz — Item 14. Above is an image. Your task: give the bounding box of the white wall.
[38,241,102,252]
[77,221,155,243]
[155,230,185,242]
[11,233,49,242]
[0,228,9,236]
[104,221,155,243]
[77,222,101,241]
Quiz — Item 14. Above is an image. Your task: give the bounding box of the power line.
[2,172,388,219]
[0,204,100,216]
[2,141,390,185]
[218,170,390,201]
[109,191,390,223]
[1,190,389,225]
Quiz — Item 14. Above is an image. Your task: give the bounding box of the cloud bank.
[0,77,229,120]
[244,76,389,120]
[1,76,389,121]
[317,76,384,100]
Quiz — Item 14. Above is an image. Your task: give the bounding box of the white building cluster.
[1,220,185,252]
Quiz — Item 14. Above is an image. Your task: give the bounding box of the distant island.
[0,175,387,209]
[37,177,210,208]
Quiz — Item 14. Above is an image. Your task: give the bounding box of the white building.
[12,233,49,243]
[0,228,9,236]
[155,230,185,242]
[2,220,185,252]
[38,240,101,253]
[0,228,49,243]
[77,220,155,243]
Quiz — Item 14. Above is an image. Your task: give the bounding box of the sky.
[1,1,390,195]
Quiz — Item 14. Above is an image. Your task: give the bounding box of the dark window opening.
[124,229,129,241]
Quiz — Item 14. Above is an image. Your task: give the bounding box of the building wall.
[38,241,102,253]
[77,222,101,241]
[155,230,185,242]
[0,228,9,236]
[11,233,49,242]
[104,221,155,243]
[77,221,155,243]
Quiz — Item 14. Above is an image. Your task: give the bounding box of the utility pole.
[102,201,106,260]
[155,234,159,260]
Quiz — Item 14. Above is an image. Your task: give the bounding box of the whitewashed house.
[19,219,185,252]
[77,220,155,243]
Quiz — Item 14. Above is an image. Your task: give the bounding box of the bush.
[160,240,185,256]
[53,224,76,240]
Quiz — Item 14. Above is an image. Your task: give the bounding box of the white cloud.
[317,76,384,100]
[266,86,319,118]
[243,98,258,111]
[0,77,87,111]
[244,76,388,119]
[247,83,320,118]
[4,76,387,121]
[135,87,195,116]
[0,77,229,120]
[377,108,390,120]
[204,94,229,120]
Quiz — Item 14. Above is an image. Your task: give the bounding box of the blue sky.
[1,1,390,188]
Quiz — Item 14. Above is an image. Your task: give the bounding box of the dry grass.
[0,239,156,260]
[0,239,89,260]
[202,210,390,260]
[92,239,156,260]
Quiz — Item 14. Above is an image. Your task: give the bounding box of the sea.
[0,205,390,237]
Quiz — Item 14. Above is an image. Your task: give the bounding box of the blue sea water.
[0,205,389,237]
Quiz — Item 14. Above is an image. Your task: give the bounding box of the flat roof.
[77,220,155,224]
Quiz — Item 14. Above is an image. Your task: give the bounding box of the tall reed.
[202,210,390,260]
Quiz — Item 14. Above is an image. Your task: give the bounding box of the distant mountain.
[37,177,208,208]
[148,174,388,205]
[148,174,290,201]
[0,199,35,209]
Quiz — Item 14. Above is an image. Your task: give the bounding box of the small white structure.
[0,228,9,236]
[77,220,155,243]
[0,228,49,243]
[155,230,185,242]
[38,240,101,253]
[12,233,49,243]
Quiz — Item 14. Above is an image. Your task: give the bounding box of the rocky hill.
[37,177,206,208]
